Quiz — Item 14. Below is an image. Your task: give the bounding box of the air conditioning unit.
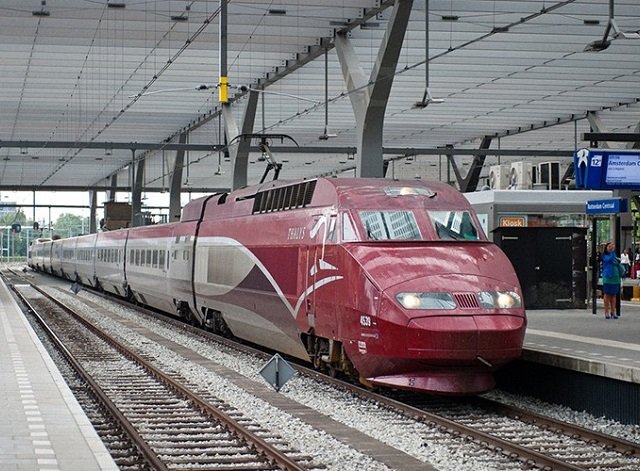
[488,164,510,190]
[508,161,534,190]
[537,161,562,190]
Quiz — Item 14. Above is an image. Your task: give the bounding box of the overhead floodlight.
[319,48,336,141]
[107,2,126,8]
[584,39,611,52]
[585,0,640,52]
[611,19,640,39]
[414,88,445,108]
[268,8,287,15]
[318,128,337,140]
[441,15,459,21]
[171,14,188,22]
[415,2,444,109]
[33,0,49,15]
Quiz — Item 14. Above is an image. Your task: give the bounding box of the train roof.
[328,178,471,209]
[182,177,472,222]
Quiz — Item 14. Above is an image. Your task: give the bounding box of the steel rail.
[24,281,305,471]
[469,396,640,457]
[9,282,169,471]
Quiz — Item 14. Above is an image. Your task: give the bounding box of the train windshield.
[428,210,479,241]
[359,210,422,240]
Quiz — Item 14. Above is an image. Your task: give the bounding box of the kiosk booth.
[465,189,611,309]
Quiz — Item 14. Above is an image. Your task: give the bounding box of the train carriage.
[192,183,322,359]
[125,224,175,314]
[50,239,63,276]
[74,234,98,287]
[29,237,52,272]
[59,237,77,281]
[94,230,129,297]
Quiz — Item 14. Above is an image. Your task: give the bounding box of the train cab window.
[428,210,479,241]
[359,211,421,240]
[342,213,358,242]
[327,215,337,242]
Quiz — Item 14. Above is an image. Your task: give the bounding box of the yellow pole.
[219,76,228,103]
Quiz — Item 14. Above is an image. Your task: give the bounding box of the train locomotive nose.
[390,273,525,361]
[359,273,526,394]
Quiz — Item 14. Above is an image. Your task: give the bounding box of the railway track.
[6,267,640,470]
[9,278,310,471]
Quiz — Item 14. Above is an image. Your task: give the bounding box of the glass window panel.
[429,210,479,241]
[359,211,421,240]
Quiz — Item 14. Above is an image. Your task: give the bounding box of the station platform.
[523,300,640,385]
[0,279,118,471]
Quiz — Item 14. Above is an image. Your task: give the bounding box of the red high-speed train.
[29,178,526,394]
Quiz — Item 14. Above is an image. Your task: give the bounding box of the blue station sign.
[585,198,628,215]
[574,149,640,190]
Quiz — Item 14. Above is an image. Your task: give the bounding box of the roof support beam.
[0,140,222,152]
[89,190,97,234]
[107,175,118,202]
[581,131,640,146]
[131,151,144,227]
[169,132,187,222]
[446,137,493,192]
[628,122,640,150]
[223,89,259,190]
[586,112,610,148]
[334,0,413,178]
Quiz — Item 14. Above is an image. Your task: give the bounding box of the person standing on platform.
[620,249,631,279]
[601,241,622,319]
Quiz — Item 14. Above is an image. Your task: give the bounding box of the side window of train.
[159,250,165,269]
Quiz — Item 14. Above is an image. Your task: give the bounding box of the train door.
[305,213,338,337]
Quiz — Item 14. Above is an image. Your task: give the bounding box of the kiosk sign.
[585,198,628,215]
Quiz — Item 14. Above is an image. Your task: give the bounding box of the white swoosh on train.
[198,237,342,318]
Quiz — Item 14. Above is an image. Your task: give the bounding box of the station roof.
[1,0,638,194]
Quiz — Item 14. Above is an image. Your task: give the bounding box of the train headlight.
[477,291,522,309]
[396,292,456,310]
